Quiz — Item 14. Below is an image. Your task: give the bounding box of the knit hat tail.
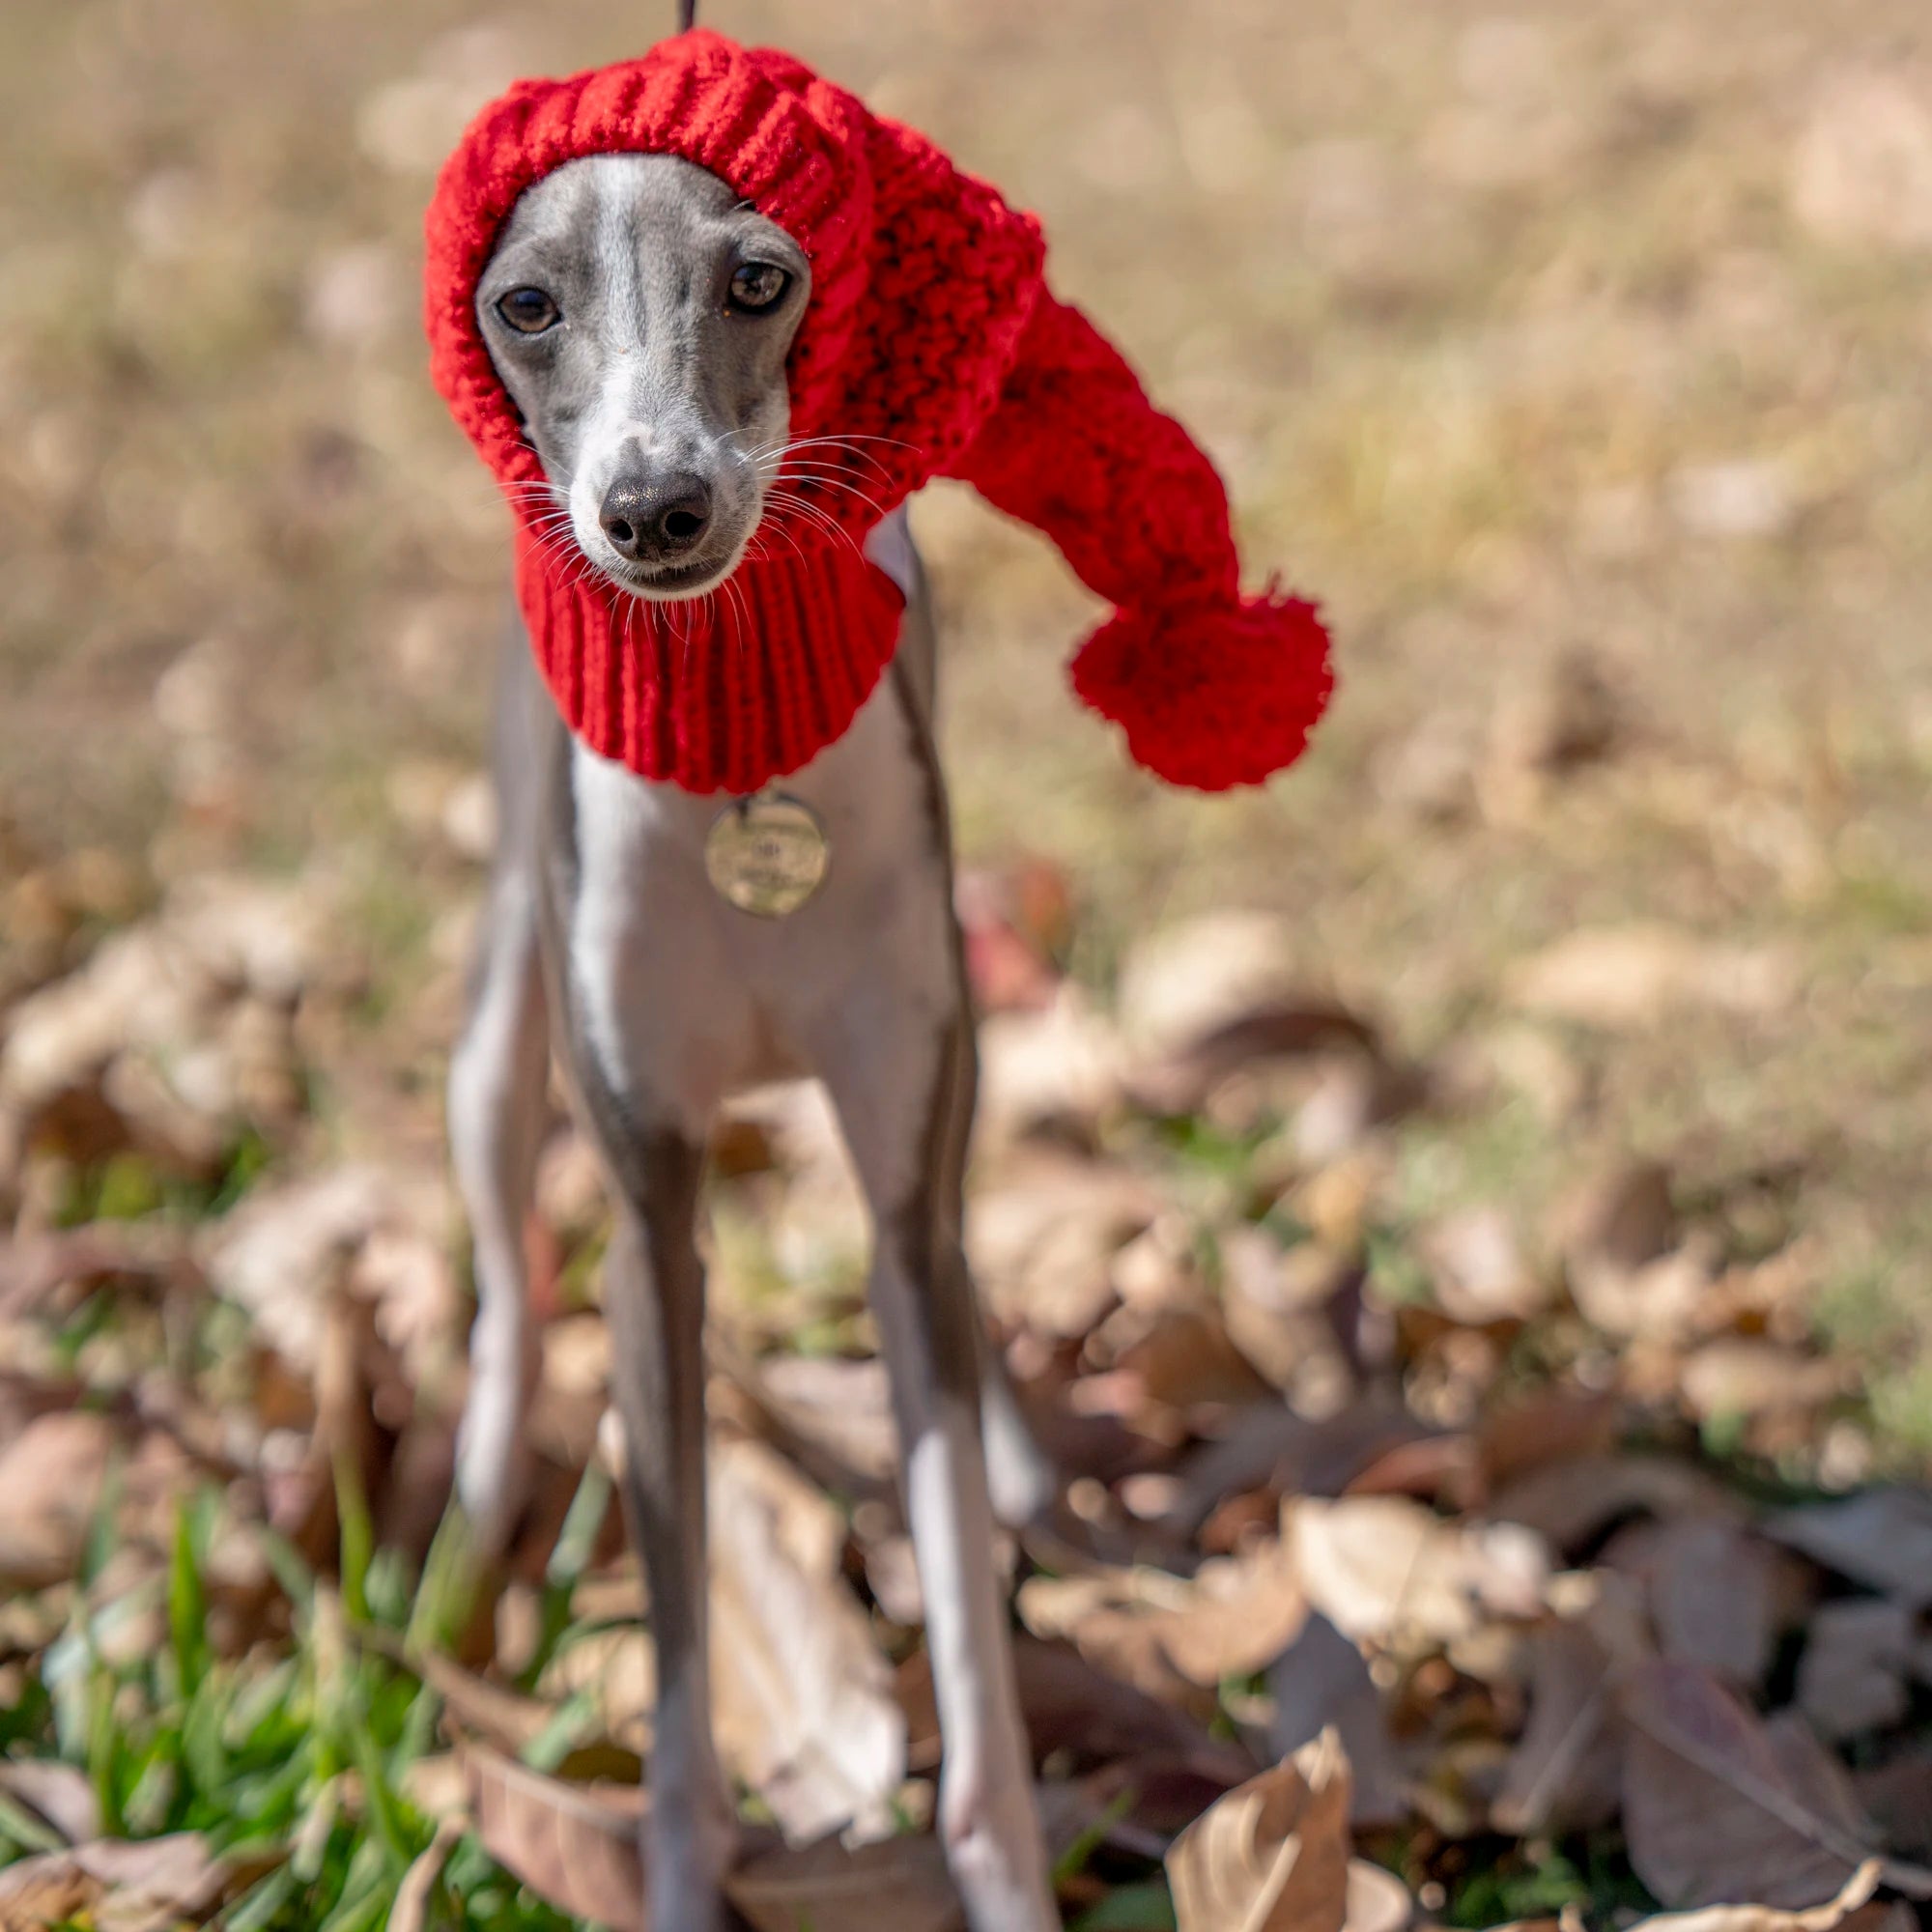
[1069,588,1332,791]
[952,293,1334,791]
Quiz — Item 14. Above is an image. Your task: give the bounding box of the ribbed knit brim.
[514,522,909,795]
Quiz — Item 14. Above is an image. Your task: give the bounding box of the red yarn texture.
[424,29,1333,794]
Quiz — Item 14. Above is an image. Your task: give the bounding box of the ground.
[1,1,1931,1928]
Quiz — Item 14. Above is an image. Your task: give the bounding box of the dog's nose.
[598,472,713,562]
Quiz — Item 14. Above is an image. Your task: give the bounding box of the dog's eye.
[497,287,560,334]
[727,263,790,315]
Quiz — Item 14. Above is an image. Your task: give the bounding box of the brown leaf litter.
[3,889,1932,1930]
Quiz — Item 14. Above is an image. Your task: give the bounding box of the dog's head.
[476,153,809,600]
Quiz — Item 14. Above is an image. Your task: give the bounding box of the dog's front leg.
[557,743,752,1930]
[449,636,562,1546]
[594,1124,736,1931]
[447,861,548,1545]
[810,989,1060,1932]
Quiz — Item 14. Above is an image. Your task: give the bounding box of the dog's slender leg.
[808,988,1058,1932]
[881,532,1055,1540]
[448,877,547,1540]
[595,1130,734,1931]
[449,639,556,1545]
[980,1330,1055,1531]
[555,742,742,1932]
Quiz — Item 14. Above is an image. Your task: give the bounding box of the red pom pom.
[1067,588,1335,791]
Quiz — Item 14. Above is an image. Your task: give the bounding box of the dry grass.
[7,0,1928,1442]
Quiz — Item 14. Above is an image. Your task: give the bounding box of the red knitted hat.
[425,29,1333,794]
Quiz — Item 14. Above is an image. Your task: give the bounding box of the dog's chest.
[562,656,954,1121]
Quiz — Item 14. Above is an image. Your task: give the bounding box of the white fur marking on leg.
[448,888,547,1540]
[904,1399,1058,1932]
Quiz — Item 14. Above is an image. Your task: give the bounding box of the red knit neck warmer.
[426,30,1333,794]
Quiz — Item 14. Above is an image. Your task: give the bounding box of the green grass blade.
[223,1859,301,1932]
[333,1451,375,1629]
[1051,1782,1140,1889]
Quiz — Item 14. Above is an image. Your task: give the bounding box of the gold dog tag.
[705,791,831,918]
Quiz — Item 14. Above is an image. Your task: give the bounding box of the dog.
[444,152,1064,1932]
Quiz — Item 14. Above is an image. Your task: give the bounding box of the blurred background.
[3,0,1932,1926]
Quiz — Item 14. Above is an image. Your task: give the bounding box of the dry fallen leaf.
[1576,1242,1714,1348]
[465,1741,644,1932]
[1018,1538,1309,1703]
[1760,1713,1876,1847]
[0,1222,198,1321]
[1117,912,1305,1067]
[0,928,217,1124]
[417,1646,562,1754]
[1016,1573,1201,1706]
[535,1626,656,1754]
[1765,1492,1932,1609]
[900,1634,1256,1791]
[1474,1389,1621,1493]
[1484,647,1620,793]
[1557,1161,1681,1335]
[1619,1660,1932,1910]
[1620,1861,1883,1932]
[1679,1341,1848,1424]
[719,1344,899,1494]
[1792,65,1932,247]
[707,1437,907,1842]
[1795,1600,1914,1742]
[1644,1519,1782,1690]
[0,1410,118,1590]
[1488,1454,1744,1557]
[1286,1495,1550,1648]
[1110,1306,1278,1421]
[1166,1727,1353,1932]
[1420,1208,1551,1324]
[727,1833,964,1932]
[1346,1861,1415,1932]
[387,1813,468,1932]
[0,1757,101,1847]
[1855,1751,1932,1859]
[0,1833,232,1932]
[1114,910,1378,1115]
[977,985,1122,1146]
[1292,1056,1411,1167]
[1154,1540,1310,1687]
[1215,1230,1358,1397]
[1268,1612,1408,1828]
[1506,924,1796,1030]
[464,1739,969,1932]
[0,874,339,1176]
[1492,1607,1631,1834]
[1025,1642,1256,1784]
[204,1165,433,1373]
[163,872,340,1001]
[966,1151,1157,1336]
[1168,1400,1432,1536]
[1134,1005,1384,1120]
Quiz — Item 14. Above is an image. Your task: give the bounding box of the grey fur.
[446,154,1059,1932]
[477,154,808,597]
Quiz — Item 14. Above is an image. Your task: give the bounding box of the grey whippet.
[444,154,1062,1930]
